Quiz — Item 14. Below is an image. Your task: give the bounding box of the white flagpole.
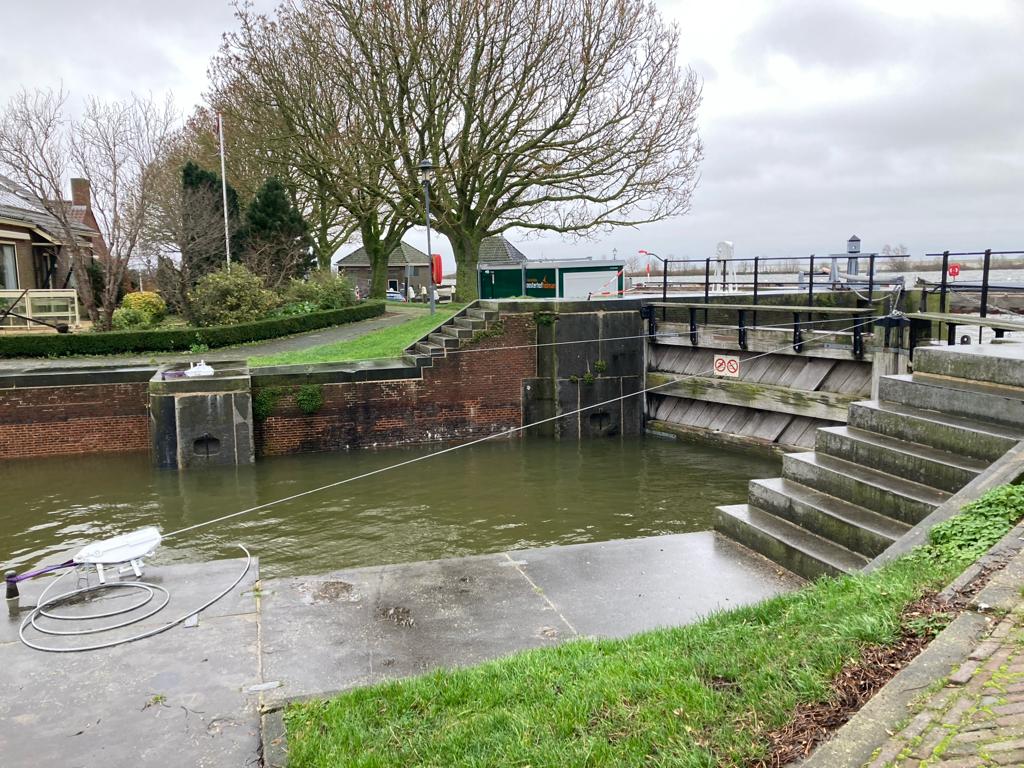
[217,113,231,271]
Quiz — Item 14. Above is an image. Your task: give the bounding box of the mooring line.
[162,315,882,541]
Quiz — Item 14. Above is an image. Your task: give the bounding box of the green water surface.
[0,437,780,579]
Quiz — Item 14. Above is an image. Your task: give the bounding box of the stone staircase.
[714,343,1024,580]
[403,304,501,364]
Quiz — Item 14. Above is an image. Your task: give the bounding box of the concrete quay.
[0,532,801,767]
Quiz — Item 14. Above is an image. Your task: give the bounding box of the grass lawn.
[250,305,461,366]
[284,486,1024,768]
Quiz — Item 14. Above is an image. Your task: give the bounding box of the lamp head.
[417,158,434,183]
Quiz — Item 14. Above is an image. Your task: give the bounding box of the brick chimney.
[70,178,90,207]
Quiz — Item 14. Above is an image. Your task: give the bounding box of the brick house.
[335,241,432,298]
[0,175,102,328]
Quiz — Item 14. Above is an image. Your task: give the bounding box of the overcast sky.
[1,0,1020,267]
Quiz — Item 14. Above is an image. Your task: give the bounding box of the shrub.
[0,301,385,357]
[111,306,149,331]
[190,266,279,327]
[295,384,325,415]
[285,271,356,311]
[121,291,167,325]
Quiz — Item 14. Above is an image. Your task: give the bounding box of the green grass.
[284,485,1024,768]
[250,305,460,366]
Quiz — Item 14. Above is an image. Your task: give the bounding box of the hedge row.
[0,301,385,357]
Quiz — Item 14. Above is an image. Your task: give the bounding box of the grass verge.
[284,485,1024,768]
[250,305,460,366]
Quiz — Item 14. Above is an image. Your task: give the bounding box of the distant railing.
[634,253,911,309]
[918,249,1024,319]
[0,289,80,330]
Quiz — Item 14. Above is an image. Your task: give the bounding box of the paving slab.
[259,551,564,706]
[511,532,804,637]
[0,558,261,768]
[259,532,802,707]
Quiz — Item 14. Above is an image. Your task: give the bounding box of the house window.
[0,243,18,290]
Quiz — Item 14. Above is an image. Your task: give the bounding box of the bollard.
[5,570,19,616]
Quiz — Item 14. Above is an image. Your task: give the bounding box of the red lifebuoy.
[948,263,961,278]
[431,254,443,285]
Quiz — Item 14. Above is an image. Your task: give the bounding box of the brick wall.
[0,382,149,458]
[255,313,537,455]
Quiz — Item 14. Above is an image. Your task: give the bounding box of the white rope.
[163,314,882,540]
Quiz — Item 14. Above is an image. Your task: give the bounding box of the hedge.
[0,301,385,358]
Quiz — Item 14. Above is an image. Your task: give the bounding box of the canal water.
[0,438,779,579]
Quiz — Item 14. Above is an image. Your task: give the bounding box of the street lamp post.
[418,158,436,316]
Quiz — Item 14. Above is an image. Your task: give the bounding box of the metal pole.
[217,113,231,271]
[423,179,435,315]
[661,257,668,321]
[939,250,949,314]
[752,257,759,328]
[867,254,876,306]
[980,248,991,342]
[704,257,710,324]
[808,254,815,307]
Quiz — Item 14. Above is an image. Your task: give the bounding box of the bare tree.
[325,0,703,300]
[881,243,909,272]
[0,89,99,319]
[209,2,416,289]
[0,88,176,328]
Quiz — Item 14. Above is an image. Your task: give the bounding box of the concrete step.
[428,333,460,349]
[441,324,474,341]
[914,344,1024,388]
[713,504,869,580]
[879,374,1024,429]
[749,477,909,558]
[467,308,500,323]
[782,451,948,526]
[415,341,445,357]
[849,400,1023,462]
[454,316,486,331]
[402,353,433,368]
[815,425,987,494]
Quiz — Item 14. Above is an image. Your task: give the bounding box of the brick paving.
[867,608,1024,767]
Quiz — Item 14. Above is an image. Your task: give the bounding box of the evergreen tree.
[180,160,241,284]
[240,176,315,287]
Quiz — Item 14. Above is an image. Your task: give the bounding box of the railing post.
[792,312,803,352]
[737,309,747,350]
[867,253,876,305]
[980,247,992,318]
[689,307,698,346]
[808,254,815,307]
[662,259,668,321]
[939,250,949,314]
[703,258,711,324]
[752,256,760,328]
[853,319,864,359]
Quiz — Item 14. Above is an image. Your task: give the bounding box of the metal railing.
[635,253,911,311]
[918,249,1024,318]
[0,289,80,330]
[639,302,878,359]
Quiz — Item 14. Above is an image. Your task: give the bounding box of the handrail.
[644,302,873,315]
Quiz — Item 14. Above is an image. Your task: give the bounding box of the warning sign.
[714,354,740,378]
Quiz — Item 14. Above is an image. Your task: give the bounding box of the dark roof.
[0,175,95,242]
[479,236,527,265]
[339,241,430,267]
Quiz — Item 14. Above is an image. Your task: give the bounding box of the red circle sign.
[948,263,961,278]
[726,359,739,374]
[714,358,727,372]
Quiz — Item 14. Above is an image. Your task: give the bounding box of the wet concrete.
[258,531,803,708]
[0,558,261,768]
[0,533,802,766]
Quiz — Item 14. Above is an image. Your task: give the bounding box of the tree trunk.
[364,240,389,299]
[69,250,99,324]
[450,232,483,302]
